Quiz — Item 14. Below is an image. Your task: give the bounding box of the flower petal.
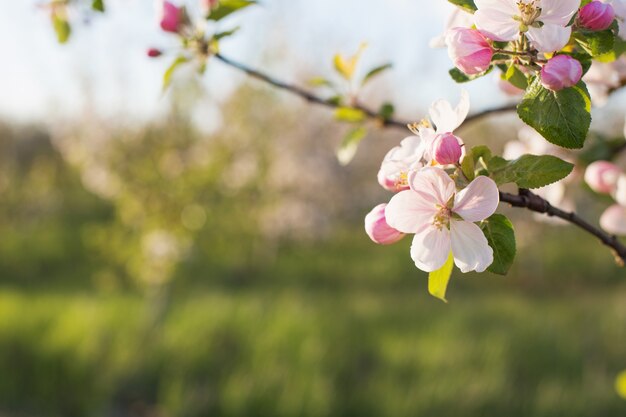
[450,220,493,273]
[526,24,571,53]
[410,226,452,272]
[409,166,456,206]
[600,204,626,235]
[385,190,437,234]
[454,176,500,222]
[540,0,580,25]
[474,4,519,42]
[428,91,470,133]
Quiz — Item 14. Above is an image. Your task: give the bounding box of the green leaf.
[362,63,392,86]
[517,78,591,149]
[488,154,574,188]
[162,56,190,91]
[503,65,528,90]
[334,107,366,123]
[378,103,395,121]
[337,126,367,166]
[92,0,105,12]
[481,214,516,275]
[449,66,493,83]
[52,13,71,44]
[308,77,334,88]
[447,0,477,12]
[214,27,240,41]
[208,0,256,21]
[428,252,454,302]
[574,30,615,57]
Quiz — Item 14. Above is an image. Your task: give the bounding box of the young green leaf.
[337,126,367,166]
[163,56,190,91]
[461,149,476,181]
[92,0,105,12]
[574,30,615,57]
[449,66,493,83]
[52,14,71,44]
[428,252,455,302]
[503,65,528,90]
[208,0,256,21]
[447,0,477,13]
[214,27,240,41]
[378,103,395,121]
[362,63,392,86]
[517,78,591,149]
[335,107,366,123]
[488,154,574,188]
[481,214,516,275]
[308,76,334,88]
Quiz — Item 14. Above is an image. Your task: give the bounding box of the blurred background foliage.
[1,80,626,417]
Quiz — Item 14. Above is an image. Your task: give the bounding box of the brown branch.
[214,53,626,264]
[500,189,626,264]
[214,53,517,131]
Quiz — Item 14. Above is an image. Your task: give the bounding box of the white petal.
[410,226,452,272]
[385,190,437,234]
[409,167,456,206]
[450,221,493,273]
[600,204,626,235]
[475,0,519,14]
[526,24,571,53]
[454,176,500,222]
[614,175,626,207]
[539,0,580,25]
[474,6,520,42]
[428,91,470,133]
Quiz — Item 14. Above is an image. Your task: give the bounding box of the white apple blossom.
[377,136,426,192]
[430,8,475,48]
[385,167,499,273]
[474,0,580,53]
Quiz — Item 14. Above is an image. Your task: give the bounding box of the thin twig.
[214,53,517,131]
[214,53,626,263]
[500,189,626,263]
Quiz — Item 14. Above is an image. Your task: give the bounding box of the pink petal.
[450,221,493,273]
[453,176,500,222]
[600,204,626,235]
[526,24,571,53]
[410,226,452,272]
[409,167,456,207]
[385,190,437,234]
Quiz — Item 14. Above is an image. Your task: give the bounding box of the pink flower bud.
[160,1,183,33]
[431,133,463,165]
[364,204,405,245]
[445,28,493,75]
[147,48,162,58]
[579,1,615,31]
[584,160,622,194]
[540,55,583,91]
[600,204,626,235]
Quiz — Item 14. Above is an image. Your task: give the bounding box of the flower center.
[433,205,452,230]
[515,0,543,31]
[395,171,409,190]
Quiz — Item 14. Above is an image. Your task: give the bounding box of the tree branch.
[214,53,626,264]
[500,189,626,264]
[214,53,516,131]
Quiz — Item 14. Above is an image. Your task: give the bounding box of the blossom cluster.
[441,0,626,93]
[365,93,500,276]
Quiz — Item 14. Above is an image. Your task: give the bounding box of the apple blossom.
[445,28,494,75]
[377,136,426,192]
[540,55,583,91]
[579,1,616,31]
[474,0,579,53]
[584,160,622,194]
[431,133,463,165]
[385,167,499,273]
[364,203,405,245]
[600,204,626,235]
[614,174,626,206]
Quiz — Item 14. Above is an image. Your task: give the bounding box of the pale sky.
[0,1,541,126]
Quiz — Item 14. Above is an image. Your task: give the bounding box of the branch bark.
[214,53,626,264]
